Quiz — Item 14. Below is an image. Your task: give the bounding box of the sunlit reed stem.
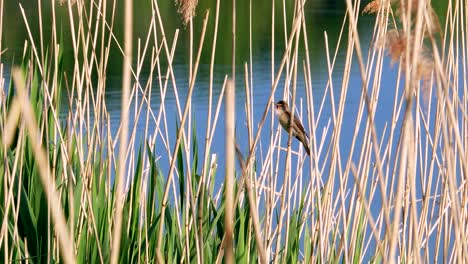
[224,79,235,264]
[111,0,132,262]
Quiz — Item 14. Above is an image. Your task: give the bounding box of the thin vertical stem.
[224,79,235,264]
[111,0,132,263]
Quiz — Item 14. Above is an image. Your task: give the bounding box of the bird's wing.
[293,114,308,138]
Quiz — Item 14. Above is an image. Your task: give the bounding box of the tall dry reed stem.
[224,79,235,264]
[111,0,132,262]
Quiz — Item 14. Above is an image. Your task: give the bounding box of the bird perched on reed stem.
[274,100,310,156]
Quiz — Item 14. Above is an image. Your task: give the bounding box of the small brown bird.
[274,100,310,156]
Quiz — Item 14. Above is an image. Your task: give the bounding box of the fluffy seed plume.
[175,0,199,25]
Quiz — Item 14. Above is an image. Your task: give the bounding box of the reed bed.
[0,0,466,263]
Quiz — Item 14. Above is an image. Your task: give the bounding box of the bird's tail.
[299,137,310,156]
[303,142,310,156]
